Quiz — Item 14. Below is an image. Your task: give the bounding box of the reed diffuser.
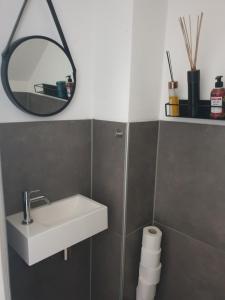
[179,12,204,117]
[166,51,179,117]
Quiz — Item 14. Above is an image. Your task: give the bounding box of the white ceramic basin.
[7,194,108,266]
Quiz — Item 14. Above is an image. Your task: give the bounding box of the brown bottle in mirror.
[66,75,73,99]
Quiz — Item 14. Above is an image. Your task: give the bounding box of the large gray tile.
[123,228,143,300]
[126,122,158,234]
[0,120,92,300]
[9,239,90,300]
[92,120,126,235]
[0,120,91,215]
[92,230,122,300]
[155,121,225,250]
[155,223,225,300]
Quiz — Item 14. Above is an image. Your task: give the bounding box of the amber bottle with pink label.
[211,76,225,119]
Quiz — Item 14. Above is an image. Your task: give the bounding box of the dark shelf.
[165,100,225,120]
[34,83,68,100]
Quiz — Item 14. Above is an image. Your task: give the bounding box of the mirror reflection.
[8,38,75,115]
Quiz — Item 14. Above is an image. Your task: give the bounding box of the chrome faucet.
[22,190,50,225]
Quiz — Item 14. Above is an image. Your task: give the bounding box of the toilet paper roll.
[142,226,162,251]
[139,264,162,285]
[140,247,161,268]
[136,278,156,300]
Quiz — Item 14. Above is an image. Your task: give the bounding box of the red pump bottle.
[211,76,225,119]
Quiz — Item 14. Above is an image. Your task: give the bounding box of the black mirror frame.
[1,35,77,117]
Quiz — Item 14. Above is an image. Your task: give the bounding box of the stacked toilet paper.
[136,226,162,300]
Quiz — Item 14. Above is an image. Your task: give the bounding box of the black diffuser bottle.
[179,12,203,118]
[188,70,200,117]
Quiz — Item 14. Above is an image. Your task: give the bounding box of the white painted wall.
[160,0,225,123]
[93,0,225,123]
[2,0,224,124]
[92,0,168,122]
[128,0,167,122]
[92,0,133,122]
[0,0,169,124]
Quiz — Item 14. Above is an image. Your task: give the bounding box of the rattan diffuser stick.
[179,12,203,71]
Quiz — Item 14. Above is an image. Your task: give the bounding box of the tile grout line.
[89,119,94,300]
[152,121,161,225]
[90,119,93,199]
[0,156,11,300]
[119,122,130,300]
[156,221,225,255]
[89,238,92,300]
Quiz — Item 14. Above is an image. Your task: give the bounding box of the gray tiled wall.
[123,121,159,300]
[91,231,122,300]
[91,120,159,300]
[91,120,127,300]
[9,240,91,300]
[155,121,225,300]
[1,120,91,215]
[92,120,127,236]
[5,119,221,300]
[126,121,158,234]
[2,119,159,300]
[0,120,92,300]
[155,223,225,300]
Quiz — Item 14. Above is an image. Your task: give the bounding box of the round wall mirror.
[2,36,76,116]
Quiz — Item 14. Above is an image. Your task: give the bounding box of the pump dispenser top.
[66,75,72,83]
[215,76,224,88]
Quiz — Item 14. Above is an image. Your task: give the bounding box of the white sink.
[7,194,108,266]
